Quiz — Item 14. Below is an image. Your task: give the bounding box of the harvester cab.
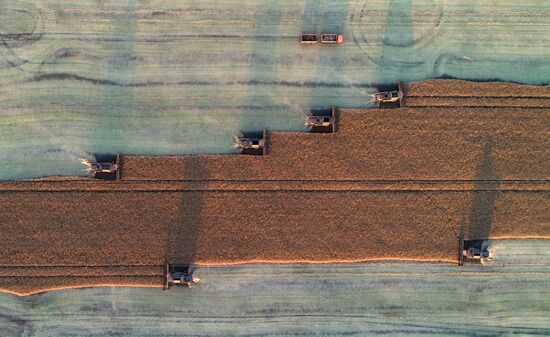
[459,239,491,265]
[81,153,121,180]
[305,107,338,133]
[234,129,267,155]
[90,162,117,174]
[164,263,200,290]
[374,83,404,108]
[466,247,490,259]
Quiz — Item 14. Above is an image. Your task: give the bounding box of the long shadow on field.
[241,1,283,132]
[383,0,414,48]
[302,0,348,33]
[376,0,415,80]
[96,4,138,151]
[466,139,500,239]
[165,157,208,264]
[302,0,351,109]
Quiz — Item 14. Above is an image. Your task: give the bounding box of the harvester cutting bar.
[164,263,200,290]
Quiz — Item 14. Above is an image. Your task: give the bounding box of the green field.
[1,0,549,179]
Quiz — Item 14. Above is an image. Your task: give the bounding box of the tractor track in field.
[14,179,550,183]
[348,0,446,67]
[404,105,550,109]
[0,264,162,268]
[2,180,548,193]
[405,95,550,99]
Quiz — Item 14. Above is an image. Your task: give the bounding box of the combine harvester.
[373,83,404,108]
[301,33,344,45]
[234,129,267,155]
[80,153,121,180]
[164,263,200,290]
[459,239,491,265]
[305,107,338,133]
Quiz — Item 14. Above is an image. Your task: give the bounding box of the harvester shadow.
[240,1,283,132]
[302,0,349,34]
[164,156,208,266]
[464,138,500,240]
[302,0,351,109]
[377,0,414,72]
